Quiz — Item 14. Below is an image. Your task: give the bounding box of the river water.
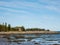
[0,34,60,45]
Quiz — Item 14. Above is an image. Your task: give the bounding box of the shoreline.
[0,31,59,35]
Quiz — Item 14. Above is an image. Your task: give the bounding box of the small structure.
[14,26,25,31]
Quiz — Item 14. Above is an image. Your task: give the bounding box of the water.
[0,34,60,45]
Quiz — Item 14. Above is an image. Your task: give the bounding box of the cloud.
[38,0,60,6]
[0,0,60,13]
[0,1,39,9]
[0,7,34,15]
[0,0,60,31]
[0,1,41,14]
[45,6,60,12]
[38,0,60,12]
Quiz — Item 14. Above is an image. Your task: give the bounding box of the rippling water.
[0,34,60,45]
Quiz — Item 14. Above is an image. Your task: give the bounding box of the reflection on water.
[0,34,60,45]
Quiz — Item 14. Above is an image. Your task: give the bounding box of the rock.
[53,44,60,45]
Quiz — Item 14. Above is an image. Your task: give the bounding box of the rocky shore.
[0,31,58,35]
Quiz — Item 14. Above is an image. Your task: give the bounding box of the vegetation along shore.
[0,23,59,34]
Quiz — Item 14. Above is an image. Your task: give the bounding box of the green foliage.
[0,23,50,32]
[26,28,50,31]
[0,23,26,32]
[0,23,6,31]
[8,24,11,31]
[21,26,25,31]
[5,22,7,31]
[0,23,11,32]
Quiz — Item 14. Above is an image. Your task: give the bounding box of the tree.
[0,24,2,31]
[21,26,25,31]
[0,24,5,31]
[47,29,50,31]
[5,22,7,31]
[8,24,11,31]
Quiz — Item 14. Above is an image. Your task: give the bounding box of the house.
[14,26,25,31]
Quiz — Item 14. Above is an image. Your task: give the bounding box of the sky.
[0,0,60,31]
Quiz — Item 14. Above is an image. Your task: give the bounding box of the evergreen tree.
[8,24,11,31]
[5,22,7,31]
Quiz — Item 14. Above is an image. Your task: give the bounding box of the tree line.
[0,23,11,32]
[0,23,50,32]
[26,28,50,31]
[0,23,25,32]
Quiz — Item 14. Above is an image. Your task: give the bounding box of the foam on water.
[0,34,60,45]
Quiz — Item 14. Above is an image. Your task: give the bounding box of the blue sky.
[0,0,60,31]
